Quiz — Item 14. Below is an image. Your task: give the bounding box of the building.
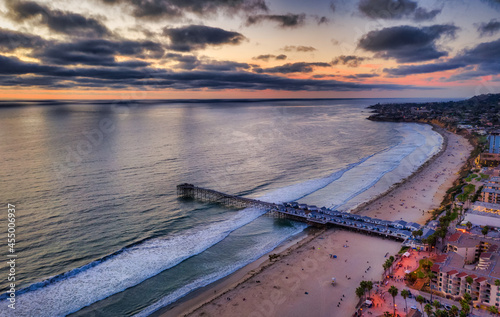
[432,233,500,309]
[477,153,500,167]
[489,134,500,154]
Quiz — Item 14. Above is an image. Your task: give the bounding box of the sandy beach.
[155,128,472,317]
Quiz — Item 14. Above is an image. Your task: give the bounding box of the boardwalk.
[177,183,414,241]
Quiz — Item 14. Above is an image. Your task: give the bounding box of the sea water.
[0,98,443,316]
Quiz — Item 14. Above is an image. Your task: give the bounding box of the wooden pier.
[177,183,276,209]
[177,183,413,242]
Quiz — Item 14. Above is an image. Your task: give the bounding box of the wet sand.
[154,128,472,317]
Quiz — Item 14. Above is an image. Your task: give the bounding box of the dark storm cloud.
[100,0,268,19]
[7,1,111,37]
[0,28,47,52]
[163,25,246,52]
[255,62,331,74]
[164,53,200,70]
[252,54,287,61]
[281,45,316,52]
[358,24,459,63]
[331,55,368,67]
[384,62,465,76]
[314,16,330,25]
[35,39,164,66]
[384,38,500,80]
[197,61,251,71]
[330,1,336,12]
[344,73,379,79]
[358,0,441,21]
[477,19,500,37]
[0,54,424,91]
[245,13,306,28]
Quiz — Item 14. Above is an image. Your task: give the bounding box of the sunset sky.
[0,0,499,99]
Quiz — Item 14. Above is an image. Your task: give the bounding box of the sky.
[0,0,499,99]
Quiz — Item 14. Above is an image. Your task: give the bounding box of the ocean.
[0,98,443,316]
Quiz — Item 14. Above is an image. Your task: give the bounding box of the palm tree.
[482,225,490,238]
[416,295,426,313]
[466,221,472,232]
[450,305,459,317]
[428,272,436,300]
[389,285,398,317]
[355,286,364,302]
[466,276,474,294]
[360,281,368,298]
[424,303,433,317]
[366,281,373,298]
[433,299,441,311]
[401,289,410,314]
[488,305,499,315]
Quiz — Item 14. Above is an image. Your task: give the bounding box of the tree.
[424,303,433,317]
[433,300,441,310]
[495,279,500,288]
[465,276,474,294]
[366,281,373,298]
[461,293,472,315]
[389,285,399,316]
[482,226,490,238]
[416,295,426,313]
[383,312,391,317]
[427,234,437,254]
[355,286,364,301]
[466,221,472,232]
[429,272,436,300]
[450,305,459,317]
[460,302,470,317]
[360,280,368,298]
[488,305,499,315]
[401,289,410,314]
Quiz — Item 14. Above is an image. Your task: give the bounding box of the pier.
[177,183,415,242]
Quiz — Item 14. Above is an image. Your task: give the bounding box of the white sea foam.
[0,208,266,317]
[133,222,307,317]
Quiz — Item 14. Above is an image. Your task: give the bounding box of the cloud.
[281,45,316,52]
[0,54,427,91]
[7,1,111,37]
[358,0,441,21]
[384,62,465,76]
[330,1,336,12]
[164,53,200,70]
[252,54,287,61]
[0,28,47,52]
[255,62,331,74]
[383,38,500,79]
[100,0,268,19]
[477,19,500,37]
[246,13,306,28]
[358,24,459,63]
[344,73,379,79]
[196,61,251,72]
[313,16,330,25]
[331,55,368,67]
[163,25,246,52]
[34,39,163,66]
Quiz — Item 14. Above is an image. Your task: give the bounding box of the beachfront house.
[405,222,422,231]
[391,220,407,229]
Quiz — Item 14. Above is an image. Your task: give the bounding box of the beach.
[155,127,472,317]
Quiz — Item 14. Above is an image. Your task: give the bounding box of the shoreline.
[150,228,323,317]
[349,123,449,217]
[152,124,473,317]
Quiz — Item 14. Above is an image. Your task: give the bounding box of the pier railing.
[177,183,413,242]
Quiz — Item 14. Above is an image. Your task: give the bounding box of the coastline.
[151,124,473,317]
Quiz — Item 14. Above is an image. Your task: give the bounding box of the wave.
[132,222,307,317]
[0,208,266,317]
